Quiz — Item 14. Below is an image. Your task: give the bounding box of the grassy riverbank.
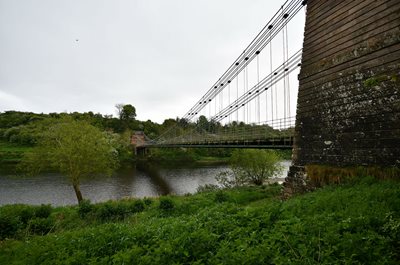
[1,178,399,264]
[0,141,31,165]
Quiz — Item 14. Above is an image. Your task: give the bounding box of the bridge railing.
[150,116,295,146]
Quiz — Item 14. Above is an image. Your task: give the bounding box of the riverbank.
[1,178,399,264]
[0,141,31,165]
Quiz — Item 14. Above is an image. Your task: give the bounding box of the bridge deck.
[145,136,294,149]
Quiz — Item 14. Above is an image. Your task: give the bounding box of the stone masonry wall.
[285,0,400,195]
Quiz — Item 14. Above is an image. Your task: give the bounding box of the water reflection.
[137,163,173,196]
[0,161,290,206]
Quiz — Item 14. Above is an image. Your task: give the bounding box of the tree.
[21,119,119,204]
[121,104,136,121]
[219,149,283,186]
[115,103,124,119]
[196,115,209,132]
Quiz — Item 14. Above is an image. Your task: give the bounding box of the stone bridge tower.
[285,0,400,194]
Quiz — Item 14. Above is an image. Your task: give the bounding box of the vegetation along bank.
[0,178,399,264]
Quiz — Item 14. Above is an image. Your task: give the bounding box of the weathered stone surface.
[285,0,400,196]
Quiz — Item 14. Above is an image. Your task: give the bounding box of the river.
[0,161,291,206]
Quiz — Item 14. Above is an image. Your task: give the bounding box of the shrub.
[19,207,35,224]
[159,198,174,211]
[215,170,246,188]
[34,204,52,219]
[97,202,130,221]
[143,198,153,206]
[0,215,20,240]
[28,218,53,235]
[78,199,93,218]
[214,191,229,203]
[130,200,145,213]
[229,149,282,185]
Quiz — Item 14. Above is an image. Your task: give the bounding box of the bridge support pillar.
[285,0,400,196]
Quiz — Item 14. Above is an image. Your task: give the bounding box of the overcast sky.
[0,0,306,123]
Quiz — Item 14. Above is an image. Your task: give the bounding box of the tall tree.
[21,119,118,203]
[115,103,124,119]
[121,104,136,121]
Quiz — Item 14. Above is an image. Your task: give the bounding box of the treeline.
[0,106,293,147]
[0,106,160,146]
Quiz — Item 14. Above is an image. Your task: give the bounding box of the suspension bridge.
[133,0,400,183]
[141,0,308,149]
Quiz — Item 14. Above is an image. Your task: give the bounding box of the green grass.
[0,179,399,264]
[0,140,32,164]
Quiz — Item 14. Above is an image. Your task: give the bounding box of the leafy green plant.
[217,149,283,187]
[159,197,174,211]
[20,118,119,204]
[0,180,399,264]
[0,215,20,240]
[143,198,153,206]
[130,200,145,213]
[78,199,93,218]
[196,183,220,193]
[34,204,52,219]
[28,218,54,235]
[214,191,229,203]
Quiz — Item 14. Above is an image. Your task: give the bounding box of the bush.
[19,207,35,224]
[97,202,129,221]
[34,204,52,219]
[214,191,229,203]
[215,170,246,188]
[0,215,20,240]
[143,198,153,206]
[130,200,145,213]
[159,198,174,211]
[197,184,220,193]
[28,218,53,235]
[78,199,93,218]
[229,149,282,185]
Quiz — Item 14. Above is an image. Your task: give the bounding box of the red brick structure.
[131,131,147,147]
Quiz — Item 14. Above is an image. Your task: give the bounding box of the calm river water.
[0,161,290,206]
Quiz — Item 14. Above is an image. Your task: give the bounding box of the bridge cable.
[270,33,274,125]
[286,19,291,122]
[257,51,260,124]
[282,6,287,128]
[154,0,307,144]
[181,0,305,121]
[210,49,302,122]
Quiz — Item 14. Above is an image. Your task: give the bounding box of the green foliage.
[227,149,283,186]
[27,217,54,235]
[78,199,94,218]
[34,204,52,219]
[92,199,147,222]
[196,183,220,193]
[363,77,380,87]
[130,200,145,213]
[0,215,20,240]
[0,140,32,165]
[143,198,153,206]
[0,180,399,264]
[0,204,54,239]
[149,148,197,162]
[96,201,130,221]
[159,197,175,211]
[20,119,119,203]
[306,164,400,187]
[120,104,136,121]
[214,191,229,203]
